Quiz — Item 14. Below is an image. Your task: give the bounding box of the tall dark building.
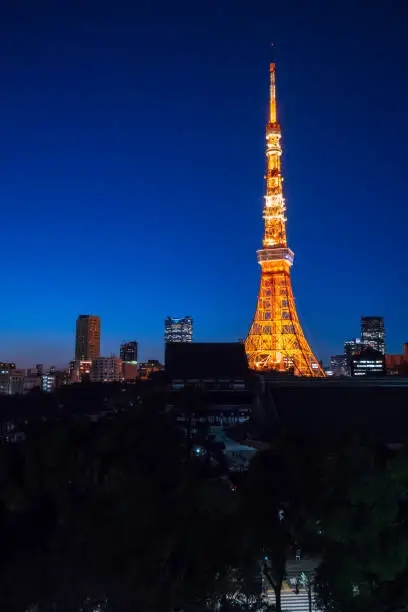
[361,316,385,354]
[344,338,365,376]
[120,341,138,363]
[329,354,347,377]
[75,315,101,361]
[165,316,193,343]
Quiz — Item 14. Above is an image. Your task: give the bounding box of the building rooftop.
[165,342,250,380]
[261,378,408,444]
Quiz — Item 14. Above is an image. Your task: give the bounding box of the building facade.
[120,341,138,363]
[138,360,164,380]
[90,356,123,383]
[351,348,385,377]
[0,363,16,394]
[23,375,42,394]
[122,362,139,382]
[329,355,347,377]
[36,364,43,376]
[386,354,405,370]
[344,338,366,376]
[165,342,257,473]
[69,360,92,383]
[165,316,193,343]
[386,342,408,375]
[41,374,56,392]
[0,366,59,395]
[361,316,385,354]
[75,315,101,361]
[9,370,25,395]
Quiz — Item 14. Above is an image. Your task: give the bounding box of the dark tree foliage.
[313,437,408,612]
[238,434,324,612]
[0,403,239,612]
[2,389,408,612]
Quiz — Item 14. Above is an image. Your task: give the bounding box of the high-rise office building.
[361,316,385,354]
[120,341,138,382]
[165,316,193,343]
[344,338,365,376]
[120,341,138,363]
[75,315,101,361]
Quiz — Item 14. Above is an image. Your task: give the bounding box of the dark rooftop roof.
[167,388,254,407]
[266,382,408,443]
[165,342,250,380]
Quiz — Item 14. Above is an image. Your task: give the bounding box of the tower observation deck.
[245,62,323,376]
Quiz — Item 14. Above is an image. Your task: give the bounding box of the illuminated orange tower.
[245,61,323,376]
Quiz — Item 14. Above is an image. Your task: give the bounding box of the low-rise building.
[9,369,25,395]
[386,343,408,375]
[329,354,347,377]
[41,374,56,392]
[166,342,258,471]
[23,375,42,394]
[69,360,92,383]
[122,361,139,382]
[351,348,385,377]
[0,363,16,395]
[138,360,164,380]
[91,356,123,383]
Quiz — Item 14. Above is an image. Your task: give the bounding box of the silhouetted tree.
[0,404,239,611]
[314,439,408,612]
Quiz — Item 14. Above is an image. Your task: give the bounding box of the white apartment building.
[90,356,123,383]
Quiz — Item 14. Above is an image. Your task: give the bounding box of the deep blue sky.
[1,0,407,366]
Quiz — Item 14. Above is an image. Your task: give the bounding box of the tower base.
[245,263,323,377]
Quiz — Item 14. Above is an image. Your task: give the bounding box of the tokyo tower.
[245,61,324,376]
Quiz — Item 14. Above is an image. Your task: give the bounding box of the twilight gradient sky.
[1,0,407,366]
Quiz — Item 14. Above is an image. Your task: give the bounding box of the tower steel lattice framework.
[245,62,324,376]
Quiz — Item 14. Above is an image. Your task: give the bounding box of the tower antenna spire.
[269,43,277,124]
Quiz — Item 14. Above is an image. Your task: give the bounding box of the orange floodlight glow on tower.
[245,62,324,377]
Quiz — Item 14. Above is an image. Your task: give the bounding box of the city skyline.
[0,1,407,366]
[4,309,401,372]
